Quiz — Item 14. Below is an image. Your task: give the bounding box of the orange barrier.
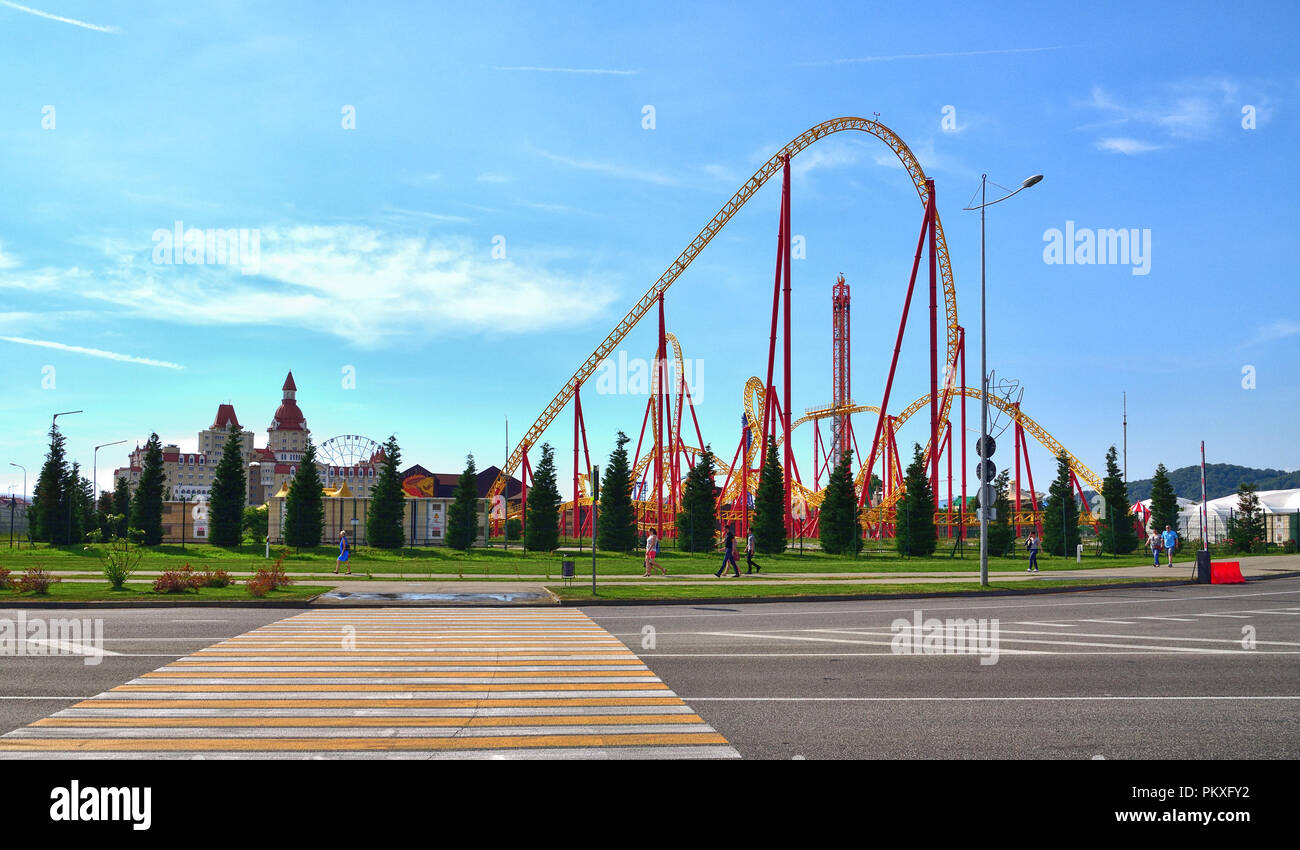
[1210,561,1245,584]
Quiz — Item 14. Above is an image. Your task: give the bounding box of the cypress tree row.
[445,454,479,551]
[1042,451,1080,557]
[67,463,93,544]
[751,441,787,555]
[896,443,937,557]
[1147,463,1179,538]
[130,433,166,546]
[1099,445,1137,554]
[597,431,638,552]
[367,435,406,549]
[111,476,132,540]
[283,440,325,549]
[819,450,862,555]
[208,428,247,547]
[524,443,561,552]
[676,447,718,553]
[31,424,70,544]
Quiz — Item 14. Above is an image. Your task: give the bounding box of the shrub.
[1285,539,1298,554]
[0,568,10,590]
[15,567,60,595]
[246,573,273,597]
[196,569,232,588]
[153,566,199,594]
[99,535,144,589]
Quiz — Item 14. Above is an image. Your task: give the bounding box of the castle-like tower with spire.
[115,370,381,506]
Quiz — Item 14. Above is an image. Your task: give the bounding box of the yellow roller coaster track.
[489,116,960,501]
[723,385,1102,516]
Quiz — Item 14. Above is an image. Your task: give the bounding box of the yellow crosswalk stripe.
[0,608,738,759]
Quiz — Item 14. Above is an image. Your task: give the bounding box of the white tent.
[1137,489,1300,544]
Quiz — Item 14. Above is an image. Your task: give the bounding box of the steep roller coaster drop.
[488,117,1101,544]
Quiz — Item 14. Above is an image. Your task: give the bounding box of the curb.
[556,571,1300,607]
[0,595,326,610]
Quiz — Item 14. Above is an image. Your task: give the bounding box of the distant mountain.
[1124,464,1300,502]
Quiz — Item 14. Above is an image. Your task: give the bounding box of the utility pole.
[1122,392,1128,484]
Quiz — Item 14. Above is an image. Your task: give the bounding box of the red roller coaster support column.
[860,189,935,509]
[1021,427,1041,536]
[759,183,786,493]
[520,444,530,544]
[656,293,666,539]
[946,422,953,538]
[572,381,581,541]
[959,327,967,541]
[782,154,793,538]
[927,179,939,513]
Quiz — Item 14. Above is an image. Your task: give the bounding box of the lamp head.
[1022,174,1044,188]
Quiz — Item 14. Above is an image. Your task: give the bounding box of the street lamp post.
[964,174,1042,587]
[9,463,25,548]
[52,410,83,546]
[7,484,15,548]
[93,440,127,530]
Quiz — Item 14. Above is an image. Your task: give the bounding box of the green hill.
[1125,464,1300,502]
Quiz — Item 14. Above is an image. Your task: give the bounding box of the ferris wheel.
[318,434,382,469]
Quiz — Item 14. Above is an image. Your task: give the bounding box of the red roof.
[211,403,241,430]
[283,371,297,392]
[270,400,306,430]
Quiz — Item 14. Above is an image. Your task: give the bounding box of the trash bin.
[561,559,575,585]
[1195,549,1211,584]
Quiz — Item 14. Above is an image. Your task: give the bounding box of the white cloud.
[0,336,183,369]
[533,147,678,186]
[1095,137,1163,155]
[1248,319,1300,346]
[0,227,617,348]
[477,173,511,184]
[0,0,120,33]
[799,46,1069,65]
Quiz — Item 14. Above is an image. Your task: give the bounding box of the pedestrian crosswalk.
[0,609,738,759]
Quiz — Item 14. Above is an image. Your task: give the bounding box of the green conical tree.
[67,463,93,544]
[1099,446,1137,554]
[30,424,70,544]
[1147,463,1179,538]
[524,443,561,552]
[819,451,862,555]
[130,434,166,546]
[1042,452,1081,557]
[367,435,405,549]
[208,428,247,547]
[283,440,325,549]
[676,447,718,553]
[597,431,638,552]
[896,444,937,556]
[111,476,132,539]
[986,468,1014,557]
[1226,482,1265,553]
[751,441,787,555]
[445,454,479,551]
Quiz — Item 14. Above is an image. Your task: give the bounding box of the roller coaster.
[488,117,1101,544]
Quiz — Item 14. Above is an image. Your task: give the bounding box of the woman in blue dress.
[335,530,351,575]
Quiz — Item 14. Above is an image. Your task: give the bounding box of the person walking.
[715,525,740,577]
[745,529,760,574]
[1147,529,1162,566]
[1025,532,1040,573]
[1162,524,1179,567]
[334,530,351,575]
[643,530,665,577]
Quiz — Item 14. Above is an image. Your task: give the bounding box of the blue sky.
[1,0,1296,501]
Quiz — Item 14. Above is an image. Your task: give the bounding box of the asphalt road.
[587,577,1300,759]
[1,578,1296,759]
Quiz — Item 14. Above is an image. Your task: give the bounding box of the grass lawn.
[2,581,331,603]
[0,540,1217,577]
[547,576,1185,601]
